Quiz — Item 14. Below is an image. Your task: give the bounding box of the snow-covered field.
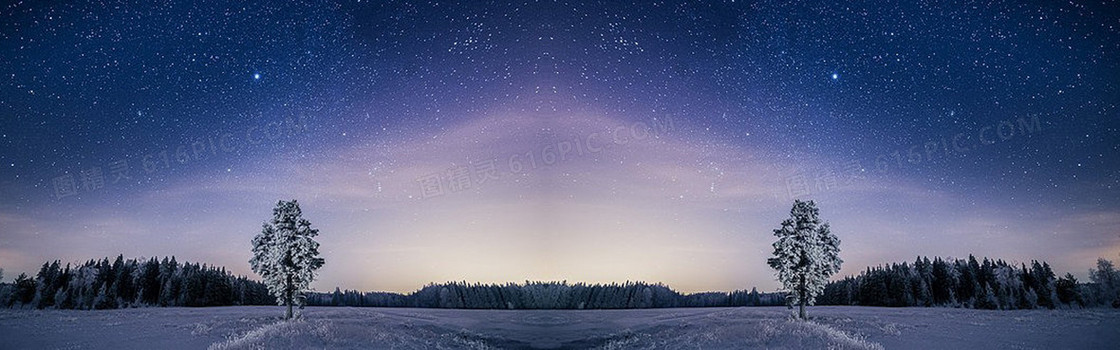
[1,306,1118,349]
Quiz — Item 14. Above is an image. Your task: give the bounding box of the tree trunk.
[799,273,807,320]
[285,274,293,320]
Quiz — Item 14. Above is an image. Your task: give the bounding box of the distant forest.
[818,255,1120,309]
[306,281,785,309]
[3,254,1118,311]
[0,255,271,309]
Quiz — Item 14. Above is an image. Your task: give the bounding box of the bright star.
[831,73,839,80]
[253,73,261,80]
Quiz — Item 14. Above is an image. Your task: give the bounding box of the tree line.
[0,255,272,309]
[817,255,1120,309]
[306,281,786,309]
[5,253,1117,311]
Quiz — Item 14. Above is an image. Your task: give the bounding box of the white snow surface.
[1,306,1118,349]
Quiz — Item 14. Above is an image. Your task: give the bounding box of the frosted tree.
[1089,258,1119,307]
[767,199,842,319]
[250,200,325,319]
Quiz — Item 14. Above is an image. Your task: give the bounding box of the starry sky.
[1,1,1118,293]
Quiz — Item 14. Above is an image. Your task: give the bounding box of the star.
[253,73,261,80]
[830,73,839,80]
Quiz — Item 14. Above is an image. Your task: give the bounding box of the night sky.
[1,1,1118,293]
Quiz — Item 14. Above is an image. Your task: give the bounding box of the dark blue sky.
[0,0,1117,292]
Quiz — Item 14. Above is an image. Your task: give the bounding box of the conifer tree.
[250,200,326,319]
[767,200,842,319]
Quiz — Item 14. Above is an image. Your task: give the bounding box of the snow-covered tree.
[1089,258,1119,308]
[977,283,1000,309]
[1055,273,1083,307]
[767,199,842,319]
[250,200,325,319]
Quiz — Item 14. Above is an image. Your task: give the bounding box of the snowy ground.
[1,306,1118,349]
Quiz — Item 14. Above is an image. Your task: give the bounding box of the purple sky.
[1,1,1118,293]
